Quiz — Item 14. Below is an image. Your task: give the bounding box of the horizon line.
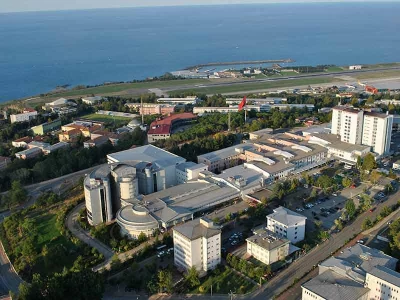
[1,0,399,14]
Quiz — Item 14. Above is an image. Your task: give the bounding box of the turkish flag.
[238,96,247,111]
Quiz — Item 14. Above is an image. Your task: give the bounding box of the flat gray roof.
[246,229,289,251]
[248,160,295,175]
[215,165,264,190]
[107,145,185,167]
[267,206,307,226]
[368,266,400,286]
[302,270,370,300]
[197,143,254,163]
[173,217,220,240]
[311,133,371,152]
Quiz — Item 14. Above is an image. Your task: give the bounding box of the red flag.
[238,96,246,111]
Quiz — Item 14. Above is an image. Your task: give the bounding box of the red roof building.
[147,113,197,143]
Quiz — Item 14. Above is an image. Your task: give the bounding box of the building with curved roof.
[116,204,159,238]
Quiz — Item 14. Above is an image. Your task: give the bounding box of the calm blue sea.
[0,2,399,102]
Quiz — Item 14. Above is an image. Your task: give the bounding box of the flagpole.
[245,108,247,124]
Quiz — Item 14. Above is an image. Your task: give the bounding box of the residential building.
[266,207,307,243]
[173,217,221,272]
[0,156,11,170]
[301,244,399,300]
[83,135,109,148]
[193,104,314,115]
[59,128,82,142]
[147,113,197,143]
[27,141,50,150]
[175,162,208,184]
[246,229,290,265]
[331,106,364,144]
[12,136,33,148]
[362,112,393,155]
[156,97,200,105]
[31,119,62,135]
[349,65,362,70]
[10,109,38,123]
[82,96,103,105]
[226,98,287,105]
[15,147,42,159]
[365,266,400,300]
[42,142,69,155]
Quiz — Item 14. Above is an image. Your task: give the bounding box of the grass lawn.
[171,77,342,95]
[280,71,299,76]
[354,70,400,80]
[191,267,256,295]
[326,67,344,72]
[46,79,211,98]
[80,113,132,127]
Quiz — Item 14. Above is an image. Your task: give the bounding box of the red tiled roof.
[63,128,81,136]
[13,136,32,143]
[148,113,196,135]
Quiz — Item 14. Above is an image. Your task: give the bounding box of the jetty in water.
[185,58,295,70]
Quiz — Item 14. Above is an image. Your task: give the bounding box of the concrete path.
[0,241,23,296]
[66,202,114,260]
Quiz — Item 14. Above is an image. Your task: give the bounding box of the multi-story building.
[246,229,290,265]
[15,147,42,159]
[27,141,50,150]
[82,96,103,105]
[125,103,176,115]
[31,119,61,135]
[266,207,307,243]
[365,266,400,300]
[301,244,399,300]
[0,156,11,170]
[58,128,82,142]
[156,97,200,105]
[10,109,38,123]
[175,162,208,184]
[147,113,197,143]
[362,112,393,155]
[173,217,221,272]
[331,106,364,144]
[42,142,69,155]
[12,136,33,148]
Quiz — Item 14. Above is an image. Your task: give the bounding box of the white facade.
[362,113,393,155]
[246,231,290,265]
[176,162,208,184]
[82,96,103,105]
[173,218,221,272]
[267,207,307,243]
[331,107,364,144]
[365,267,400,300]
[349,65,362,70]
[84,177,113,225]
[10,110,38,123]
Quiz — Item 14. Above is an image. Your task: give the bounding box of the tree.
[318,231,330,241]
[362,153,376,171]
[366,96,375,105]
[184,266,200,288]
[334,219,343,230]
[7,180,28,207]
[316,175,334,189]
[138,232,148,243]
[356,156,362,169]
[361,196,372,211]
[345,199,356,219]
[370,170,381,184]
[362,218,372,230]
[158,270,173,294]
[310,188,318,199]
[342,177,352,188]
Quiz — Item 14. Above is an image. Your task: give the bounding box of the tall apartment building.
[365,266,400,300]
[362,112,393,155]
[267,207,307,243]
[331,106,393,155]
[173,217,221,272]
[331,107,364,144]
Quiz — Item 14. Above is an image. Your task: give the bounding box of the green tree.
[362,218,372,230]
[345,199,356,219]
[184,266,200,288]
[342,177,352,188]
[310,188,318,199]
[318,231,330,241]
[8,180,28,207]
[362,153,376,171]
[138,232,148,243]
[316,175,335,189]
[370,170,381,184]
[334,219,343,230]
[356,156,362,169]
[158,270,173,294]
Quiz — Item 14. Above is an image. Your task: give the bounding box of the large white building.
[302,244,399,300]
[175,162,208,184]
[10,109,38,123]
[331,106,364,144]
[246,229,290,265]
[266,207,307,243]
[362,112,393,156]
[331,106,393,155]
[173,217,221,272]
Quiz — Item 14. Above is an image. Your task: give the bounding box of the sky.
[1,0,398,13]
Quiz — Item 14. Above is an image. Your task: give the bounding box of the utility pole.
[228,110,231,132]
[141,96,144,125]
[244,108,247,124]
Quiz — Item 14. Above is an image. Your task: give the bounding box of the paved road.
[241,188,400,300]
[66,202,114,260]
[0,242,23,295]
[160,66,400,93]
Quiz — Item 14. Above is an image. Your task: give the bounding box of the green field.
[170,77,342,95]
[46,79,211,98]
[191,267,256,295]
[326,66,344,72]
[354,69,400,80]
[81,113,133,127]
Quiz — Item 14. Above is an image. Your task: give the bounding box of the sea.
[0,2,400,102]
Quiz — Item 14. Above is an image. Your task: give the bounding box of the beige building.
[173,217,221,272]
[246,229,290,265]
[365,266,400,300]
